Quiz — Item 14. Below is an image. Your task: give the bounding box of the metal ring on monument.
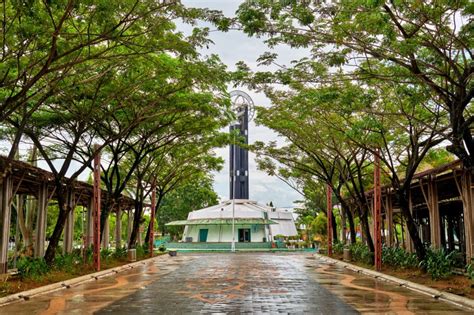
[229,90,255,121]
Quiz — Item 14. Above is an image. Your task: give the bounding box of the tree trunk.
[99,195,116,242]
[397,189,426,260]
[331,211,338,243]
[346,207,357,244]
[44,185,69,264]
[144,194,163,245]
[358,205,375,252]
[334,191,357,244]
[128,200,143,249]
[447,106,474,171]
[44,185,77,264]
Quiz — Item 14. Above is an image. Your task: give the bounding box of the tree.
[139,140,225,247]
[235,0,473,169]
[1,1,230,264]
[157,175,219,239]
[1,0,204,159]
[83,53,229,241]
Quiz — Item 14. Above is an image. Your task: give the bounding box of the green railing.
[166,242,272,251]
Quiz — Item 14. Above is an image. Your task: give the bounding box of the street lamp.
[231,121,240,253]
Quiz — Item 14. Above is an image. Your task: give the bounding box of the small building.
[166,199,297,243]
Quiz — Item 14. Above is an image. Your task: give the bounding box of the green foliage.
[467,263,474,283]
[349,243,373,265]
[53,252,82,272]
[311,214,327,239]
[274,234,285,241]
[136,244,147,258]
[158,244,166,252]
[158,174,219,236]
[113,247,128,260]
[419,249,457,280]
[333,241,345,255]
[17,257,50,280]
[382,247,418,268]
[100,249,114,264]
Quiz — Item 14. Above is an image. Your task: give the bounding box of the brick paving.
[0,253,472,314]
[97,253,356,314]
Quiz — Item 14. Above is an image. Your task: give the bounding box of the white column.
[461,171,474,263]
[64,207,74,254]
[0,175,13,273]
[102,215,109,249]
[35,182,48,258]
[115,207,122,249]
[85,198,94,249]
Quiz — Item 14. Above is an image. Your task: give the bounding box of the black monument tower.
[229,91,253,199]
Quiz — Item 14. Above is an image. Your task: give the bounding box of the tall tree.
[236,1,473,168]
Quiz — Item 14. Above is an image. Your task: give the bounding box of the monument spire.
[229,91,254,200]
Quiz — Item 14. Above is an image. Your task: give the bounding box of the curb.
[314,254,474,311]
[0,254,169,307]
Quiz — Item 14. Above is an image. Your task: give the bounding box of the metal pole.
[149,181,156,257]
[93,144,101,271]
[374,149,382,271]
[327,184,333,257]
[231,126,236,253]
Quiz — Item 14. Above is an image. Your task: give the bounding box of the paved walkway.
[0,253,471,314]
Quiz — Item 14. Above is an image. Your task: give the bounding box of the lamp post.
[93,144,101,271]
[374,148,382,271]
[231,122,239,253]
[327,184,333,257]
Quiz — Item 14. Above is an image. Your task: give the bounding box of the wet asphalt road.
[0,253,471,314]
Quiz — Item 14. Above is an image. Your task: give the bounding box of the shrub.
[333,241,345,255]
[467,263,474,286]
[350,243,373,264]
[158,244,166,252]
[420,249,457,280]
[382,247,418,268]
[136,244,147,258]
[54,253,82,272]
[17,257,50,280]
[101,248,114,263]
[113,247,128,259]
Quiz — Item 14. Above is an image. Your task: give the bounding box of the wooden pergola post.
[115,205,122,250]
[420,176,441,248]
[85,197,94,249]
[327,184,333,257]
[102,216,109,250]
[406,190,415,253]
[127,209,132,247]
[459,170,474,263]
[0,175,13,274]
[384,190,394,248]
[35,182,48,258]
[64,192,75,254]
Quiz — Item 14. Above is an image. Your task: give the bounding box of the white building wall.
[183,224,268,242]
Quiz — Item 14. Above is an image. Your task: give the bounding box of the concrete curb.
[0,254,169,307]
[314,254,474,311]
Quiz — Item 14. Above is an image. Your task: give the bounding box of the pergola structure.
[0,155,143,274]
[345,160,474,264]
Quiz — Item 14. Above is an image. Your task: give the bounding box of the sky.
[181,0,307,208]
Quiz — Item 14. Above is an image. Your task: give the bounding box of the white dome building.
[166,199,297,244]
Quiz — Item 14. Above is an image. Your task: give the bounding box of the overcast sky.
[181,0,307,208]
